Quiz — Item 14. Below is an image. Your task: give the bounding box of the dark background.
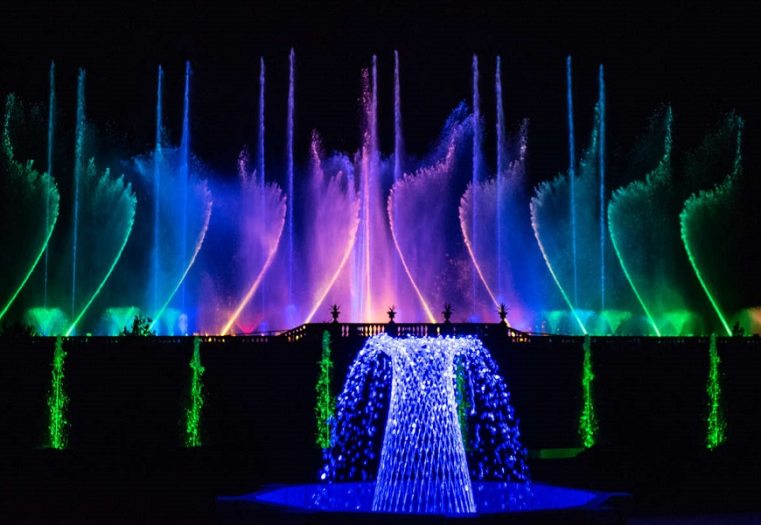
[3,332,761,520]
[0,1,759,189]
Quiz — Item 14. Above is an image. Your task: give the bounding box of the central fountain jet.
[372,336,476,514]
[321,333,528,514]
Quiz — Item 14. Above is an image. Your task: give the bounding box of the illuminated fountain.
[365,336,477,513]
[228,334,614,517]
[0,53,756,337]
[0,94,60,326]
[133,61,213,335]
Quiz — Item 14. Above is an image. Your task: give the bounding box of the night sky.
[0,1,759,189]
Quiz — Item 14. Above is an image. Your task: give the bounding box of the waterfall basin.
[219,481,628,521]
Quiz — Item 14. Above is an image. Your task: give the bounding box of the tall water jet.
[71,68,86,318]
[369,54,378,319]
[286,49,296,315]
[354,58,376,321]
[393,50,403,292]
[179,61,191,308]
[471,54,481,317]
[134,64,213,334]
[258,57,267,314]
[566,56,578,305]
[495,55,505,299]
[258,57,266,186]
[44,61,55,308]
[598,65,606,311]
[393,51,403,193]
[152,65,164,314]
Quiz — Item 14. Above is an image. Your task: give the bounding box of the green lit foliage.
[120,313,155,336]
[0,320,37,337]
[0,94,60,323]
[48,336,68,449]
[455,358,471,452]
[315,330,335,449]
[185,336,204,447]
[579,335,597,448]
[706,334,726,450]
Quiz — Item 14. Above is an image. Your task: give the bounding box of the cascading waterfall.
[322,334,529,514]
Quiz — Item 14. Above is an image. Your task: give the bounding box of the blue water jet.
[71,69,86,319]
[152,65,164,314]
[471,54,481,317]
[598,64,606,311]
[179,61,191,309]
[286,49,296,314]
[495,55,506,301]
[258,57,267,315]
[44,61,55,308]
[258,57,266,186]
[393,50,403,293]
[566,56,578,305]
